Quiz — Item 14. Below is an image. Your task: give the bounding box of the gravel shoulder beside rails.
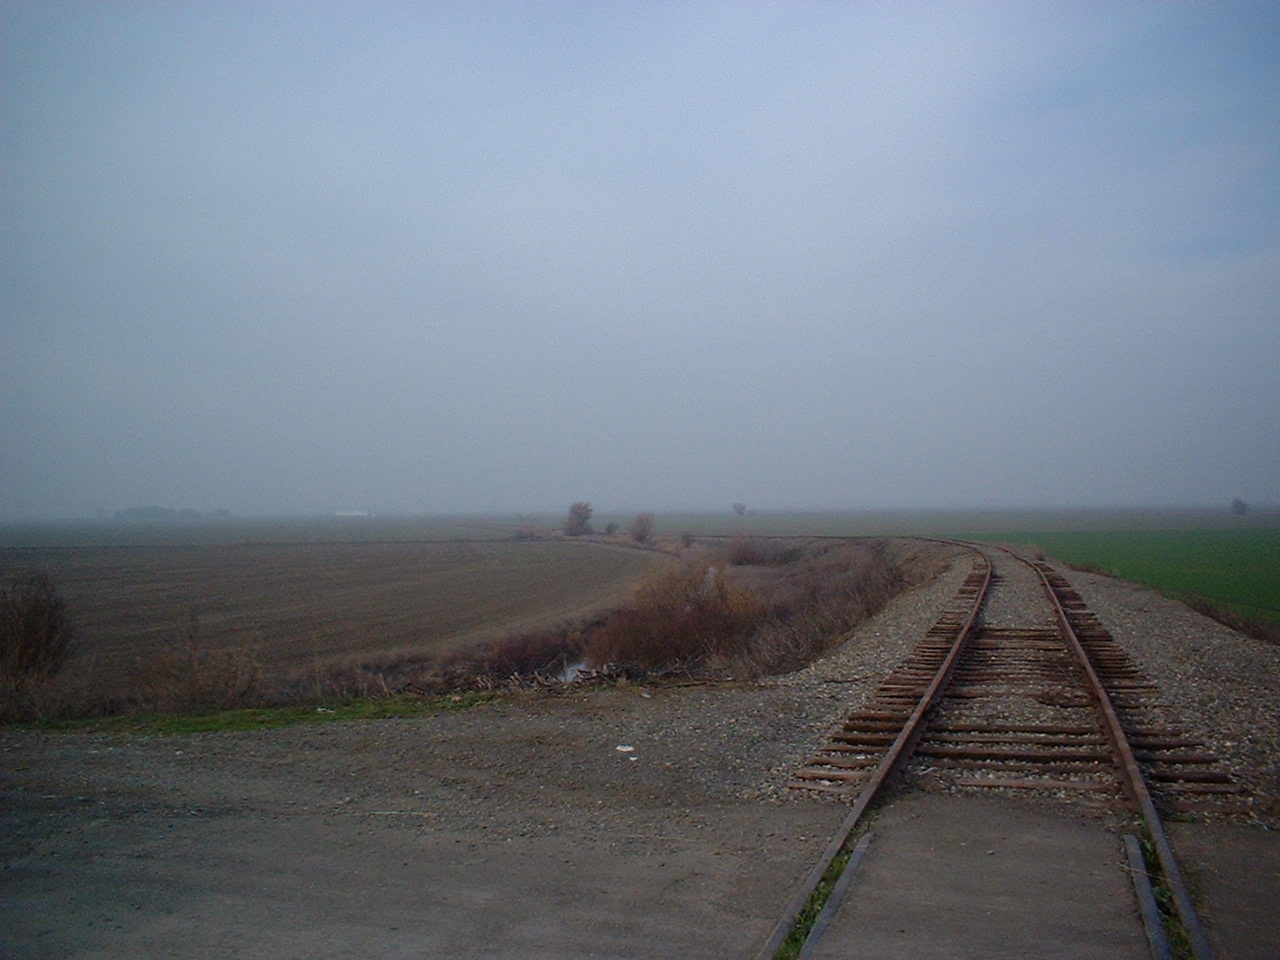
[1054,561,1280,825]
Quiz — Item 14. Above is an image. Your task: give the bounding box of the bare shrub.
[564,501,593,536]
[297,619,599,701]
[584,560,767,672]
[1,571,76,721]
[473,627,586,679]
[297,657,423,702]
[630,512,655,544]
[576,541,908,678]
[725,536,802,566]
[129,615,262,713]
[732,540,906,675]
[1,571,74,685]
[725,536,767,565]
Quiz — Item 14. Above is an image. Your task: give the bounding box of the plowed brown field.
[2,539,658,689]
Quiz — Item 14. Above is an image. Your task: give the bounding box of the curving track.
[759,542,1237,960]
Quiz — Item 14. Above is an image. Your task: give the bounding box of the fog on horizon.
[3,3,1278,521]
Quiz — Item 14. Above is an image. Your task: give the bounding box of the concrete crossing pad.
[806,792,1148,960]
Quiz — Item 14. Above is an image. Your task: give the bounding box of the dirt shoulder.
[1,686,853,960]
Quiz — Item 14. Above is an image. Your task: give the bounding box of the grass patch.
[1139,834,1196,960]
[24,691,498,735]
[774,846,854,960]
[976,528,1280,623]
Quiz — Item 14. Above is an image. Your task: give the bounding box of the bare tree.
[732,502,747,517]
[564,501,594,536]
[1232,498,1249,516]
[630,512,655,544]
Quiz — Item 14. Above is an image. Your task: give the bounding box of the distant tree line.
[114,506,232,521]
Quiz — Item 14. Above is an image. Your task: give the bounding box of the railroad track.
[759,543,1237,960]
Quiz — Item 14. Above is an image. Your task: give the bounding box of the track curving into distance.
[758,541,1233,960]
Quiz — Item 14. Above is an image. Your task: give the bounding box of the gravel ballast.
[1058,563,1280,824]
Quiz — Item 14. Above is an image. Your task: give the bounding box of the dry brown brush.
[128,615,263,714]
[582,539,907,677]
[724,536,800,567]
[1,570,76,721]
[722,539,907,675]
[283,619,600,701]
[583,559,767,673]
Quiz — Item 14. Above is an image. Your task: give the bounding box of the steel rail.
[764,540,1214,959]
[1019,551,1215,960]
[753,553,992,960]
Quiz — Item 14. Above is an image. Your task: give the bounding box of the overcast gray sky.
[3,2,1277,519]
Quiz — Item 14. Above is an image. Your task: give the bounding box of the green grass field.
[974,528,1280,622]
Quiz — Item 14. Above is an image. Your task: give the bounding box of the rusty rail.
[754,554,992,960]
[1024,553,1214,960]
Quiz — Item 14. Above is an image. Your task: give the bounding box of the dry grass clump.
[5,616,266,721]
[2,571,73,681]
[0,570,267,720]
[725,536,774,566]
[724,536,804,567]
[271,621,601,702]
